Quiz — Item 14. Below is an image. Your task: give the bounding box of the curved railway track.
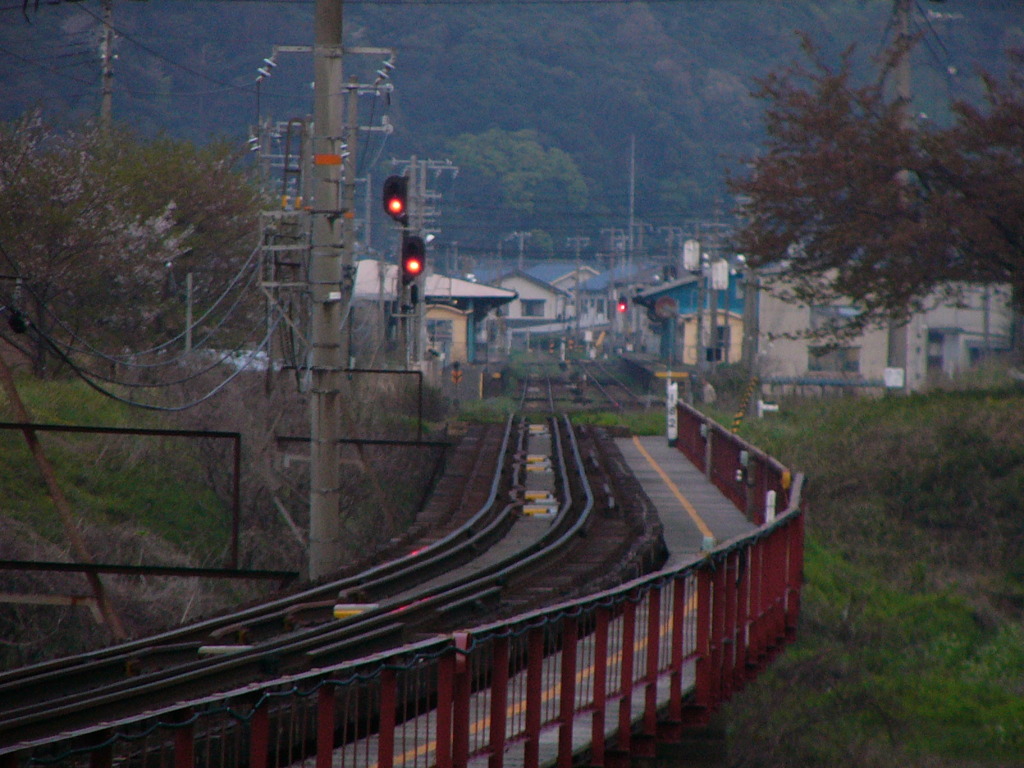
[0,402,665,749]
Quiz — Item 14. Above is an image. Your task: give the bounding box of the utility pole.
[99,0,114,129]
[506,231,530,271]
[887,0,913,392]
[308,0,347,580]
[567,235,589,340]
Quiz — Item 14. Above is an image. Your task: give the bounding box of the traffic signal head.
[401,235,426,285]
[382,175,409,225]
[617,295,628,313]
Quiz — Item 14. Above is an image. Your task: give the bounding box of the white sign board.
[711,259,730,291]
[884,367,905,389]
[683,239,701,272]
[666,380,678,446]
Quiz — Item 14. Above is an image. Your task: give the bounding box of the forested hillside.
[2,1,1019,263]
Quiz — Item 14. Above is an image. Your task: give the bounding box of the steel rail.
[0,414,603,750]
[576,359,648,411]
[0,418,515,732]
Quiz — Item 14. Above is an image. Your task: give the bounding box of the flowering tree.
[0,113,262,374]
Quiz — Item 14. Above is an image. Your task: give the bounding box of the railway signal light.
[617,295,628,313]
[382,175,409,225]
[401,235,426,285]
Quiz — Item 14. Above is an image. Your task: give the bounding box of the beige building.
[753,280,1014,393]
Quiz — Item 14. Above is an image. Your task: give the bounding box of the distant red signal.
[401,235,426,284]
[382,175,409,225]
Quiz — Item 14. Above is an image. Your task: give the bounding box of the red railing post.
[557,617,579,768]
[734,546,752,692]
[590,607,611,766]
[682,567,712,726]
[87,732,112,768]
[668,575,686,723]
[723,550,740,702]
[489,636,510,768]
[709,558,728,707]
[768,530,786,655]
[524,626,544,768]
[452,633,472,768]
[437,649,455,768]
[616,599,637,753]
[641,586,661,753]
[315,686,335,768]
[173,710,195,768]
[378,668,397,768]
[249,702,269,768]
[749,536,766,676]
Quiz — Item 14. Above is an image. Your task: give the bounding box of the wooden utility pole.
[307,0,348,580]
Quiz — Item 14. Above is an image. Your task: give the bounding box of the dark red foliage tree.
[731,38,1024,338]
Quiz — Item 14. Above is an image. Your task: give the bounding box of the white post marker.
[666,379,678,446]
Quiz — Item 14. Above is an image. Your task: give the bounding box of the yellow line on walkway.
[631,436,714,539]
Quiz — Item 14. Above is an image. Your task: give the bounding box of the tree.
[923,59,1024,300]
[0,113,262,375]
[729,38,1024,336]
[446,128,589,257]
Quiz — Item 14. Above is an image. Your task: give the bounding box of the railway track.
[0,407,665,749]
[516,360,652,413]
[575,359,652,411]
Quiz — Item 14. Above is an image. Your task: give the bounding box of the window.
[521,299,545,318]
[810,304,861,333]
[808,346,860,374]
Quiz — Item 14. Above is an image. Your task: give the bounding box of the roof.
[523,261,595,285]
[579,260,659,291]
[491,269,571,296]
[354,259,517,302]
[634,274,700,303]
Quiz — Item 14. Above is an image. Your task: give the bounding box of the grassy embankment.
[1,377,228,557]
[0,376,236,665]
[723,388,1024,766]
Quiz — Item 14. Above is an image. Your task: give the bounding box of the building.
[632,270,747,366]
[752,278,1014,393]
[353,260,516,364]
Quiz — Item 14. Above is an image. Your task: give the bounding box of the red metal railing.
[1,412,804,768]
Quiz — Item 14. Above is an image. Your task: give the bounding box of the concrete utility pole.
[886,0,913,391]
[567,235,590,339]
[308,0,348,580]
[99,0,114,129]
[507,231,530,271]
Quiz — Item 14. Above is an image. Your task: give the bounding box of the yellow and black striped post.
[731,376,760,433]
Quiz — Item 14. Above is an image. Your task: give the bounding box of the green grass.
[0,377,229,560]
[725,388,1024,766]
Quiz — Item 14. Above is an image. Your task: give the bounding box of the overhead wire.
[70,0,254,93]
[31,262,266,387]
[0,235,264,369]
[27,311,282,412]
